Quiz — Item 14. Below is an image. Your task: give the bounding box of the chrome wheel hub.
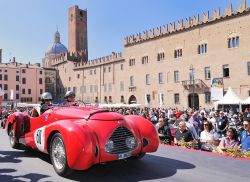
[52,137,66,170]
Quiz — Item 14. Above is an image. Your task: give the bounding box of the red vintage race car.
[5,106,159,176]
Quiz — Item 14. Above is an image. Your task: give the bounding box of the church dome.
[46,30,68,58]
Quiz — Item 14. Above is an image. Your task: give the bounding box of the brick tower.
[68,6,88,59]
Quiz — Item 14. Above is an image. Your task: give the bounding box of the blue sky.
[0,0,248,63]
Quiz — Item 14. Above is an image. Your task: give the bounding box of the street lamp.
[190,64,195,110]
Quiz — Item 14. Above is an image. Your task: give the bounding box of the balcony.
[181,79,208,90]
[129,86,136,92]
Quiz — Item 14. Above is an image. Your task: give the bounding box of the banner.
[0,87,4,107]
[10,89,14,100]
[211,78,223,101]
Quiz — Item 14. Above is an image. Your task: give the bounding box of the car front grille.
[107,127,137,154]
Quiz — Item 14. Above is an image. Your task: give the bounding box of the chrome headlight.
[126,137,137,149]
[105,140,114,153]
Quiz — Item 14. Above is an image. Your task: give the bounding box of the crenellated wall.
[50,49,87,66]
[73,52,123,69]
[124,0,248,46]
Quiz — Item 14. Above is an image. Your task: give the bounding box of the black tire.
[130,152,146,160]
[9,125,20,149]
[50,133,73,176]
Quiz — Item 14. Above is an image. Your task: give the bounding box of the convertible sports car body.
[5,106,159,176]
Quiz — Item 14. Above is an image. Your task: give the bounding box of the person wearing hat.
[215,111,228,137]
[64,91,78,106]
[31,92,53,117]
[240,117,250,151]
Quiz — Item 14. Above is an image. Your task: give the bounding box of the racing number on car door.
[36,129,42,144]
[34,126,45,152]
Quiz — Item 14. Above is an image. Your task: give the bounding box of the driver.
[31,92,53,117]
[64,91,78,106]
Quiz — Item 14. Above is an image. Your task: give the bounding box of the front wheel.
[9,125,20,149]
[50,133,73,176]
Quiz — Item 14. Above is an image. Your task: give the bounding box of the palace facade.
[43,1,250,108]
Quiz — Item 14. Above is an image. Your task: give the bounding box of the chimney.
[0,49,2,63]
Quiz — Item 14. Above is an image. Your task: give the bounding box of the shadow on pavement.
[0,169,50,182]
[66,154,196,182]
[0,149,51,164]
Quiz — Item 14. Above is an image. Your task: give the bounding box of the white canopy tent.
[242,97,250,105]
[214,87,243,111]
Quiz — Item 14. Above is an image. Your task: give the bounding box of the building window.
[90,70,92,75]
[22,89,25,94]
[108,96,112,103]
[248,62,250,76]
[248,90,250,96]
[157,52,165,61]
[69,77,71,81]
[120,81,124,91]
[16,94,19,100]
[174,71,179,83]
[223,64,230,77]
[198,43,207,54]
[4,84,8,90]
[121,95,125,103]
[77,74,80,79]
[129,58,135,66]
[174,49,182,58]
[146,74,151,85]
[28,89,31,94]
[73,87,77,94]
[16,75,19,81]
[142,56,149,64]
[130,76,134,86]
[228,36,240,48]
[4,75,8,81]
[40,70,43,74]
[94,69,96,74]
[205,92,211,103]
[204,67,211,79]
[104,84,107,92]
[0,74,2,80]
[4,93,8,100]
[120,64,124,70]
[39,78,43,84]
[22,69,26,73]
[40,89,43,94]
[108,67,111,72]
[158,72,164,84]
[16,85,19,91]
[108,83,112,92]
[22,78,26,84]
[174,93,180,104]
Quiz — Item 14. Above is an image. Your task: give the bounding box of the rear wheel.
[9,125,20,149]
[50,133,73,176]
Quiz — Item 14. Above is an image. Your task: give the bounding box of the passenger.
[64,91,78,106]
[30,92,53,117]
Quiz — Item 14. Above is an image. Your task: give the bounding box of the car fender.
[6,112,27,139]
[44,120,98,170]
[124,115,159,153]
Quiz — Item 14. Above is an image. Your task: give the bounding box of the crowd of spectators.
[1,104,250,155]
[108,106,250,153]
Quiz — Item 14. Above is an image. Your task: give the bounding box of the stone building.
[0,57,44,104]
[45,1,250,108]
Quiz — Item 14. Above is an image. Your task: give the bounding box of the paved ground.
[0,128,249,182]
